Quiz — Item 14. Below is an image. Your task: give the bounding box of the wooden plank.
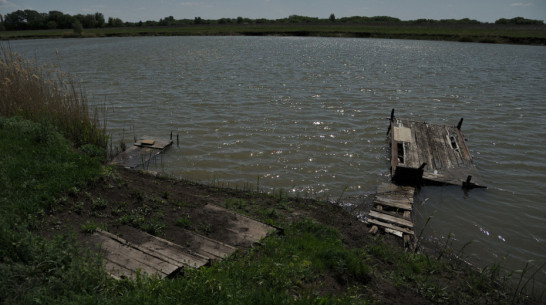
[93,231,179,278]
[368,210,413,228]
[203,204,277,247]
[374,196,412,211]
[385,228,404,238]
[367,218,414,235]
[104,228,211,268]
[170,227,237,260]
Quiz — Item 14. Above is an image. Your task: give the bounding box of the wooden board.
[92,229,184,279]
[368,210,413,228]
[374,195,412,211]
[367,218,414,235]
[203,204,277,247]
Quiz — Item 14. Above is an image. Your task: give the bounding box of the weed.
[81,221,99,233]
[176,215,192,228]
[91,197,108,210]
[0,47,108,149]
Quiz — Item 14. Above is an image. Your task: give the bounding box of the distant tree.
[48,10,74,29]
[495,17,544,25]
[194,16,203,24]
[236,16,243,24]
[107,17,123,27]
[46,20,57,29]
[159,16,175,26]
[329,13,336,22]
[72,19,83,34]
[95,13,105,27]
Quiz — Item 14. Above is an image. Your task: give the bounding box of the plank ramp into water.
[367,183,416,246]
[389,115,485,188]
[110,137,172,169]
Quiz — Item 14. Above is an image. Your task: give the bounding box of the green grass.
[2,23,546,45]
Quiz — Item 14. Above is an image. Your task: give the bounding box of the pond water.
[9,36,546,291]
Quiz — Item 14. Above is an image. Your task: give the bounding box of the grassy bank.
[0,117,539,304]
[2,23,546,45]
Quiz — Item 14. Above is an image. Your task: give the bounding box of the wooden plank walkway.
[110,137,173,169]
[388,110,485,188]
[366,183,416,247]
[89,204,277,279]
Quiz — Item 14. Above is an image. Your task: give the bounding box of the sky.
[1,0,545,23]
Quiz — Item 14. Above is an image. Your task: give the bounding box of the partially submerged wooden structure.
[90,204,277,279]
[110,137,173,169]
[387,109,485,188]
[366,110,485,245]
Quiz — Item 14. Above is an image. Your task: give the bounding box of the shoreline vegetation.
[1,42,544,304]
[0,11,545,45]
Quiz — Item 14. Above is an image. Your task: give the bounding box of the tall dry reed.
[0,46,107,148]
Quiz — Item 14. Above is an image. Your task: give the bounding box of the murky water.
[9,36,546,290]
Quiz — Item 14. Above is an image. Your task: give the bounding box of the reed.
[0,46,107,149]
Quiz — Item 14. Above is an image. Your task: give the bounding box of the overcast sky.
[1,0,545,23]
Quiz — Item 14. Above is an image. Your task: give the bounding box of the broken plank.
[368,210,413,228]
[93,231,179,278]
[374,196,412,211]
[367,218,414,235]
[203,204,277,247]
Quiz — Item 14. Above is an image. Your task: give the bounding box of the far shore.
[2,23,546,45]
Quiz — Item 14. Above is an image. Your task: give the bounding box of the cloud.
[0,0,15,7]
[510,2,534,7]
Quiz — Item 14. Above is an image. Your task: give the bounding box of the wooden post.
[176,134,179,147]
[170,131,172,140]
[387,108,395,135]
[457,118,463,130]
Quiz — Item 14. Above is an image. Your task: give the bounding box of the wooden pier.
[90,204,277,279]
[110,137,173,169]
[365,110,485,246]
[387,109,485,188]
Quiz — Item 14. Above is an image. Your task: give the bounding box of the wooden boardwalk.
[90,205,276,279]
[367,183,416,247]
[388,110,485,188]
[110,137,173,169]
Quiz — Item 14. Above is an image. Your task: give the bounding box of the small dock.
[90,204,277,279]
[110,137,173,169]
[387,109,485,188]
[364,110,485,246]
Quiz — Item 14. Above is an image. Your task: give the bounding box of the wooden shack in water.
[387,109,485,188]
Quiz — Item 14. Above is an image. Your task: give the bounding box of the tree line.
[0,10,543,31]
[0,10,123,31]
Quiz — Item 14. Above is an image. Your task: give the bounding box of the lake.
[9,36,546,290]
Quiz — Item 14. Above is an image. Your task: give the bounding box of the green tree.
[329,13,336,22]
[72,19,83,34]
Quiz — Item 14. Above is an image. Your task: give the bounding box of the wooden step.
[368,210,413,228]
[374,195,412,210]
[92,229,183,279]
[203,204,277,247]
[367,218,415,235]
